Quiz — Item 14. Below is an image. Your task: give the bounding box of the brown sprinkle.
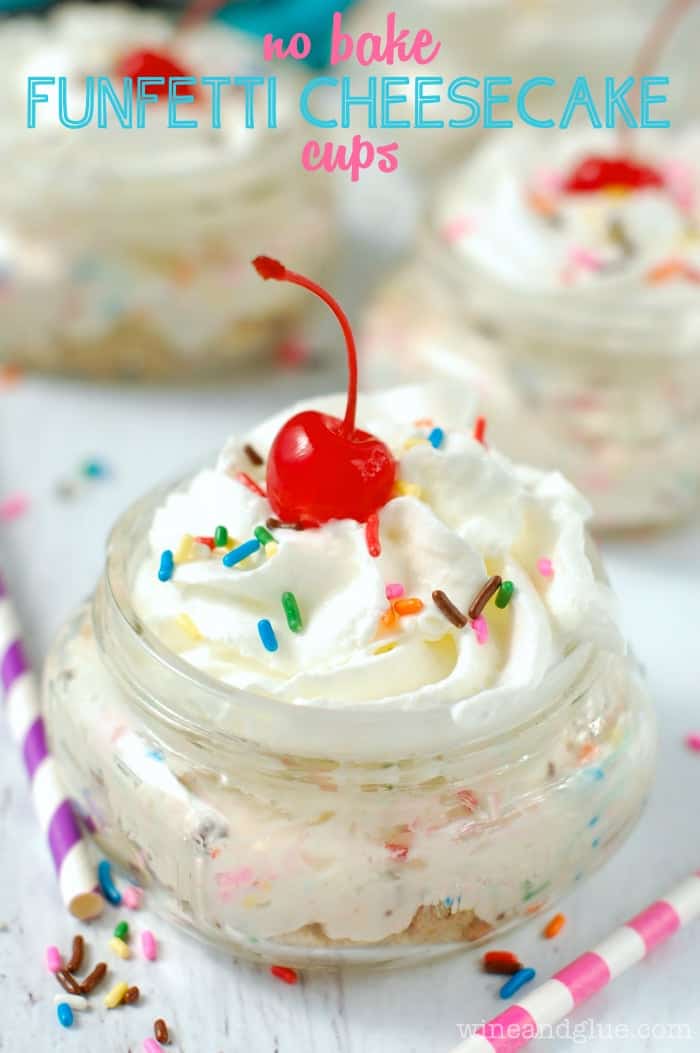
[432,589,468,629]
[243,443,264,467]
[154,1018,170,1044]
[468,575,502,621]
[56,970,83,997]
[123,985,140,1004]
[79,961,107,994]
[65,934,84,973]
[266,516,304,531]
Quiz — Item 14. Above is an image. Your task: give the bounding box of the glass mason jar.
[364,138,700,531]
[43,478,656,966]
[0,6,335,379]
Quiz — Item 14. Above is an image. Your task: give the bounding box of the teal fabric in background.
[215,0,359,68]
[0,0,362,68]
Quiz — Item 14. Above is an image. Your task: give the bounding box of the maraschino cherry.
[253,257,396,527]
[114,49,198,100]
[564,155,665,194]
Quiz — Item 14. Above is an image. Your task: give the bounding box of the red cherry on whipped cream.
[564,155,665,194]
[114,49,198,100]
[253,256,396,527]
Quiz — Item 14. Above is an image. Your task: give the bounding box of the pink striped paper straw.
[0,573,103,919]
[453,872,700,1053]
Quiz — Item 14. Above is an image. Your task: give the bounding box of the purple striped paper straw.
[0,572,103,919]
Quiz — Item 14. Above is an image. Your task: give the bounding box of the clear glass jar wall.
[365,235,700,532]
[42,482,657,966]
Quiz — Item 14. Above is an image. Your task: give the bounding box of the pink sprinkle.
[441,216,474,243]
[537,558,554,579]
[686,734,700,752]
[141,930,157,961]
[456,789,478,812]
[568,245,603,271]
[385,583,405,600]
[471,615,489,645]
[0,492,29,521]
[534,168,564,195]
[122,885,143,910]
[45,946,62,973]
[143,1041,163,1053]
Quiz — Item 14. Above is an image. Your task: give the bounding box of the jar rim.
[99,472,624,761]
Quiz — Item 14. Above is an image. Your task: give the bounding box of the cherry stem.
[622,0,698,151]
[253,257,358,436]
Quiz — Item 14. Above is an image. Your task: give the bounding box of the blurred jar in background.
[364,129,700,530]
[0,4,335,379]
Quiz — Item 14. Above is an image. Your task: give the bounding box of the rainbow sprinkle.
[685,734,700,752]
[176,613,202,641]
[495,580,515,608]
[537,557,554,579]
[214,525,228,547]
[254,524,276,546]
[223,538,260,567]
[365,513,381,557]
[282,592,303,633]
[393,480,423,499]
[258,619,278,652]
[393,597,424,617]
[158,550,174,582]
[471,615,489,645]
[236,471,266,498]
[473,416,487,445]
[174,533,194,564]
[428,427,444,449]
[385,583,405,600]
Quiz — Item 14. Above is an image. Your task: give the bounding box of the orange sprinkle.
[526,188,558,217]
[0,363,23,389]
[413,417,434,428]
[647,258,685,284]
[380,606,398,630]
[393,598,424,617]
[544,913,566,939]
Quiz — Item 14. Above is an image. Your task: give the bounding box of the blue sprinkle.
[146,748,165,762]
[258,619,278,653]
[592,837,600,848]
[223,538,260,568]
[81,458,108,479]
[97,858,122,906]
[158,550,174,582]
[444,896,453,908]
[428,426,444,449]
[500,967,536,1000]
[56,1002,74,1028]
[588,815,600,827]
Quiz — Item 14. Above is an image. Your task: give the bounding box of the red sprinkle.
[194,536,216,550]
[385,842,409,860]
[236,472,266,498]
[365,513,381,557]
[473,416,487,445]
[483,950,523,975]
[270,965,298,985]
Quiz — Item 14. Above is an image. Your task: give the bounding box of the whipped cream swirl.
[436,130,700,304]
[132,387,624,747]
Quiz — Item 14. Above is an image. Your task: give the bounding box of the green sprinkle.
[214,525,228,547]
[495,580,514,609]
[281,591,303,633]
[254,524,276,546]
[113,921,128,940]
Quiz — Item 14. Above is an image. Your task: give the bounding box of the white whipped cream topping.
[436,130,700,303]
[132,387,623,742]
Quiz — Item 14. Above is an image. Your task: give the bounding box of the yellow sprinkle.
[175,613,203,642]
[174,533,194,564]
[373,642,397,655]
[603,185,631,198]
[402,437,430,451]
[393,480,423,499]
[265,542,279,558]
[104,981,129,1008]
[109,937,131,960]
